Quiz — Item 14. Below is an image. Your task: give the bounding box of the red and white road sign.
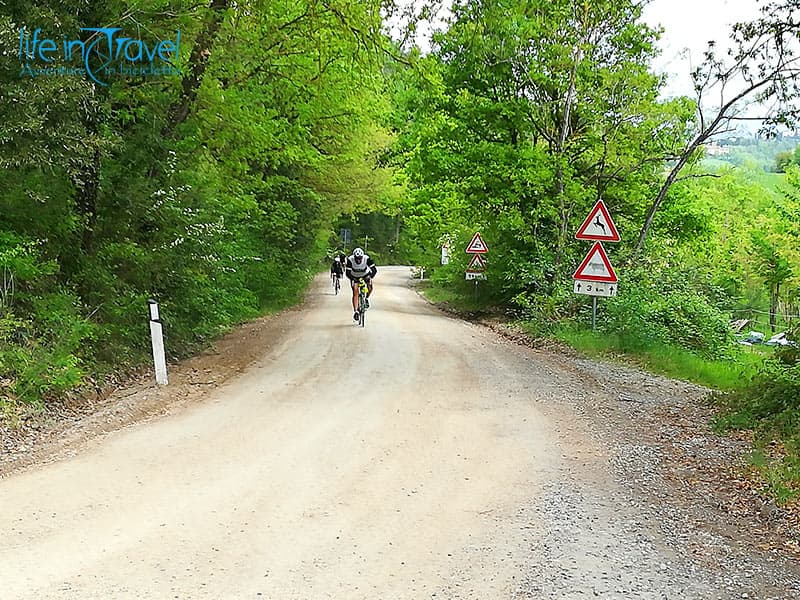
[466,254,487,272]
[576,200,620,242]
[465,232,488,254]
[573,242,618,283]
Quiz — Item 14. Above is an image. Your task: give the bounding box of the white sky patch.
[389,0,765,85]
[387,0,774,129]
[641,0,764,98]
[382,0,451,52]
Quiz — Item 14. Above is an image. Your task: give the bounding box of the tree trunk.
[552,43,582,271]
[634,149,693,253]
[76,147,102,254]
[771,282,780,333]
[163,0,229,137]
[394,209,401,246]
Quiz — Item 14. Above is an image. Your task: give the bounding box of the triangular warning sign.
[466,254,486,271]
[576,200,620,242]
[465,232,488,254]
[573,242,618,283]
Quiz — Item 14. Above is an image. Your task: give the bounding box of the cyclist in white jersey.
[345,247,377,321]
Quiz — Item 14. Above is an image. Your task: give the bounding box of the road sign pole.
[592,296,597,331]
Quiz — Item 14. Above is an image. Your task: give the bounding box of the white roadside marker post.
[148,300,168,385]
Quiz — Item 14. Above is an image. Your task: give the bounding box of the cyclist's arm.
[367,258,377,278]
[345,262,356,281]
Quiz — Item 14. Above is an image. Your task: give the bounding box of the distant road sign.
[576,200,620,242]
[573,242,618,283]
[465,232,488,254]
[573,280,618,297]
[466,254,486,272]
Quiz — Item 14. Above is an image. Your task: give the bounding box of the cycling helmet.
[353,248,364,258]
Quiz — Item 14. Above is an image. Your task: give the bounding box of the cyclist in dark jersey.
[330,256,344,279]
[345,247,377,321]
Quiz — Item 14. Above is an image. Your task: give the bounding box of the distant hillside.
[704,136,800,171]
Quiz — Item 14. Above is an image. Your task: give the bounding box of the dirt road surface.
[1,267,799,599]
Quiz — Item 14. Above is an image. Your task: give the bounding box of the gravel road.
[1,266,798,599]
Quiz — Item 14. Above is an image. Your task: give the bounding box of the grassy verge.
[417,280,495,313]
[739,443,800,505]
[545,324,765,391]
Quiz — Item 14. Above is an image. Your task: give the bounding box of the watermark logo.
[18,26,181,86]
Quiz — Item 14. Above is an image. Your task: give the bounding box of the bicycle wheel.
[358,292,366,327]
[334,276,340,295]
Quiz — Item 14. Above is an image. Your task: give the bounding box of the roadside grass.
[420,283,765,392]
[542,324,765,391]
[417,281,494,313]
[740,444,800,505]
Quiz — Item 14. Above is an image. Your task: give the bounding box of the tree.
[749,231,792,333]
[393,0,690,292]
[0,0,400,406]
[635,0,800,251]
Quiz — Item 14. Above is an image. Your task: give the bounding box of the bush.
[0,292,94,405]
[723,335,800,431]
[583,253,734,359]
[715,332,800,502]
[602,282,732,358]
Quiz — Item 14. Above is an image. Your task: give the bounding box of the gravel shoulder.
[1,267,798,599]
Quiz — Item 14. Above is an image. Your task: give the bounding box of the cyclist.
[345,247,377,321]
[330,255,344,286]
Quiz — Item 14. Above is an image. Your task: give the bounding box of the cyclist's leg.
[363,277,373,307]
[351,279,359,320]
[351,280,360,310]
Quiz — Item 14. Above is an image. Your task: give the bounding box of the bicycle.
[356,278,368,327]
[332,272,341,295]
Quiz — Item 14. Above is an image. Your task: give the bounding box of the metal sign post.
[465,233,488,293]
[339,228,351,250]
[573,201,621,330]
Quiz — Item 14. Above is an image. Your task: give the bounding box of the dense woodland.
[1,1,800,497]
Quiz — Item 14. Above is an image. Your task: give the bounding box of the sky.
[392,0,765,99]
[642,0,764,98]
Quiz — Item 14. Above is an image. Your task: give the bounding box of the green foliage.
[601,280,732,358]
[0,235,94,404]
[390,0,698,317]
[0,1,398,413]
[552,324,762,391]
[716,331,800,502]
